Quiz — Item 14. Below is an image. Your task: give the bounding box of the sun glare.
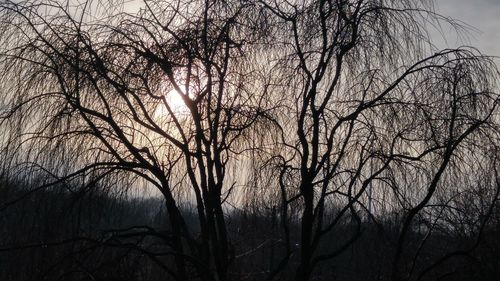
[155,89,189,117]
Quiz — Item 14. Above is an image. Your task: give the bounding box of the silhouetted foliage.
[0,0,499,280]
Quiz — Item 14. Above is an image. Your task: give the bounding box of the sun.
[155,89,189,118]
[166,89,187,112]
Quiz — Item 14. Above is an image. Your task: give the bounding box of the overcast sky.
[434,0,500,60]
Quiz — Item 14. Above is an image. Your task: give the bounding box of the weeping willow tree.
[252,1,500,280]
[0,0,499,281]
[0,0,272,280]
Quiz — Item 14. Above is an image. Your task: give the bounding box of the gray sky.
[435,0,500,60]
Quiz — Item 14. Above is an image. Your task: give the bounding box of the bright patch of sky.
[434,0,500,62]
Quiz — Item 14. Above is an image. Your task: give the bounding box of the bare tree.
[0,0,269,280]
[256,0,500,280]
